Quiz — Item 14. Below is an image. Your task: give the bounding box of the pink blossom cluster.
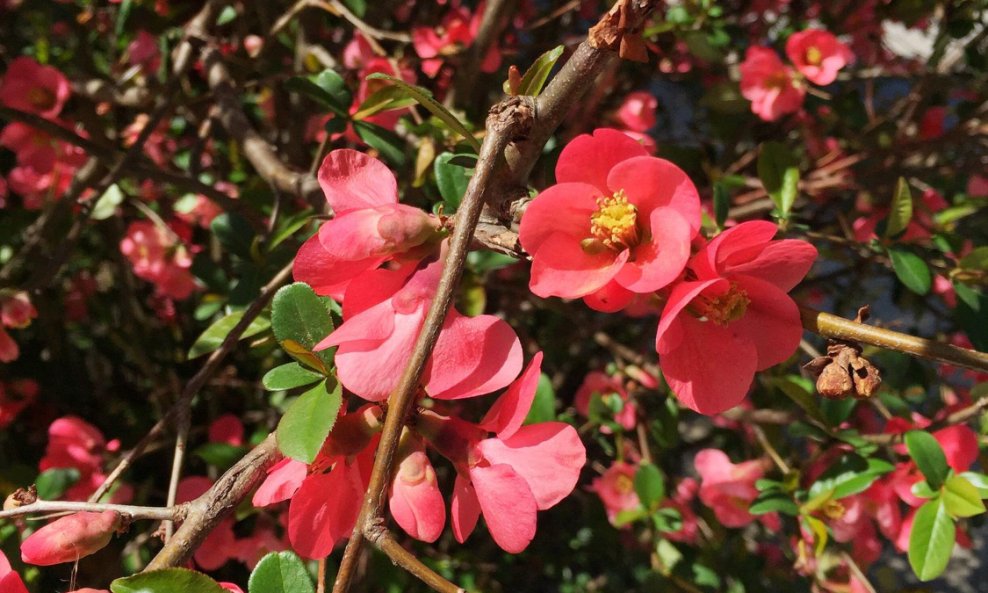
[519,128,817,415]
[275,148,586,556]
[412,0,501,79]
[119,220,199,300]
[739,29,853,121]
[0,290,36,362]
[38,416,128,502]
[0,57,87,208]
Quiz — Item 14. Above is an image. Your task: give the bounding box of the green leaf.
[808,454,894,500]
[91,184,125,220]
[248,551,315,593]
[211,213,256,258]
[284,71,351,118]
[757,142,799,218]
[712,181,730,228]
[651,507,682,532]
[340,0,366,17]
[749,490,799,516]
[188,312,271,359]
[193,443,246,470]
[954,282,988,351]
[885,177,914,238]
[908,498,956,581]
[613,507,648,527]
[263,362,324,391]
[35,468,80,500]
[111,568,226,593]
[958,246,988,271]
[271,283,335,371]
[523,373,556,425]
[276,380,342,463]
[216,5,238,25]
[942,474,986,518]
[434,152,474,210]
[115,0,134,37]
[513,45,564,96]
[352,120,407,166]
[365,74,481,151]
[959,471,988,497]
[905,430,950,490]
[770,376,827,426]
[352,85,417,120]
[888,247,932,295]
[634,463,665,509]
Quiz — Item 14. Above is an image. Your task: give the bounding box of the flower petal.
[529,233,629,299]
[318,149,397,213]
[426,311,523,400]
[252,458,308,507]
[731,276,803,370]
[518,182,598,255]
[288,465,363,559]
[451,473,481,544]
[607,156,702,233]
[615,207,691,292]
[389,451,446,543]
[469,464,538,553]
[480,352,544,438]
[725,239,817,292]
[555,128,648,191]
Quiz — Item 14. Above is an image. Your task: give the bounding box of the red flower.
[519,128,700,306]
[695,449,776,528]
[0,57,71,118]
[20,511,121,566]
[739,47,804,121]
[591,461,640,524]
[656,221,816,414]
[785,29,853,86]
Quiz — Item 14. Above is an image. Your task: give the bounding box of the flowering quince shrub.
[1,1,988,593]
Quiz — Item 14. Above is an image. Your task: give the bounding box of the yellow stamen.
[698,283,750,326]
[588,190,640,252]
[805,46,822,65]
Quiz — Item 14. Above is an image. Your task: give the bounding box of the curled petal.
[469,464,538,553]
[615,207,692,293]
[480,352,544,438]
[451,473,481,544]
[389,450,446,543]
[529,233,629,299]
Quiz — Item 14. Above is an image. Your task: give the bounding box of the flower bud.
[21,511,121,566]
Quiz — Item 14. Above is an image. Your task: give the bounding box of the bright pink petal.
[477,422,586,510]
[697,220,778,277]
[469,464,538,553]
[318,208,394,259]
[318,149,397,213]
[606,156,702,233]
[582,281,635,312]
[288,465,364,559]
[518,182,599,255]
[529,233,629,299]
[316,296,398,352]
[389,450,446,543]
[615,207,691,292]
[293,233,375,300]
[730,276,803,370]
[0,551,29,593]
[480,352,544,438]
[20,511,120,566]
[451,473,481,544]
[208,414,244,446]
[555,128,648,191]
[332,308,421,401]
[252,458,308,506]
[426,311,523,399]
[934,425,978,472]
[724,239,817,292]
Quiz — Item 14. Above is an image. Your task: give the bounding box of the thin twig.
[0,500,184,522]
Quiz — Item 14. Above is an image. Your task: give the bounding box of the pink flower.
[316,255,522,402]
[694,449,772,528]
[0,121,87,207]
[219,584,244,593]
[591,461,640,524]
[614,91,657,132]
[40,416,122,501]
[739,47,805,121]
[519,128,701,305]
[127,30,161,73]
[120,220,198,300]
[0,57,71,118]
[1,291,36,328]
[0,550,29,593]
[663,478,700,544]
[389,441,446,543]
[208,414,244,446]
[20,511,121,566]
[785,29,853,85]
[412,1,501,78]
[574,371,637,430]
[656,221,816,414]
[294,150,442,300]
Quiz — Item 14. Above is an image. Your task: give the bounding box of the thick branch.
[799,306,988,373]
[144,434,279,570]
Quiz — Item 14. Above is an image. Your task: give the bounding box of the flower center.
[805,46,822,66]
[614,474,634,494]
[822,499,845,520]
[586,190,640,252]
[28,87,55,110]
[698,283,750,326]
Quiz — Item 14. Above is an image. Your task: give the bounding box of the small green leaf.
[276,380,343,463]
[35,468,80,500]
[111,568,226,593]
[284,71,351,118]
[757,142,799,219]
[885,177,914,238]
[115,0,134,37]
[188,312,271,359]
[634,463,665,509]
[749,490,799,516]
[248,551,315,593]
[613,507,648,527]
[513,45,564,96]
[888,247,932,295]
[651,507,683,532]
[352,120,407,166]
[352,85,417,120]
[905,430,950,490]
[211,213,256,258]
[959,471,988,497]
[263,362,324,391]
[808,454,895,500]
[271,283,335,370]
[958,246,988,271]
[434,152,474,210]
[92,184,125,220]
[216,5,238,25]
[770,376,827,426]
[523,373,556,425]
[908,498,956,581]
[942,474,986,518]
[954,282,988,351]
[712,181,730,228]
[365,74,480,151]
